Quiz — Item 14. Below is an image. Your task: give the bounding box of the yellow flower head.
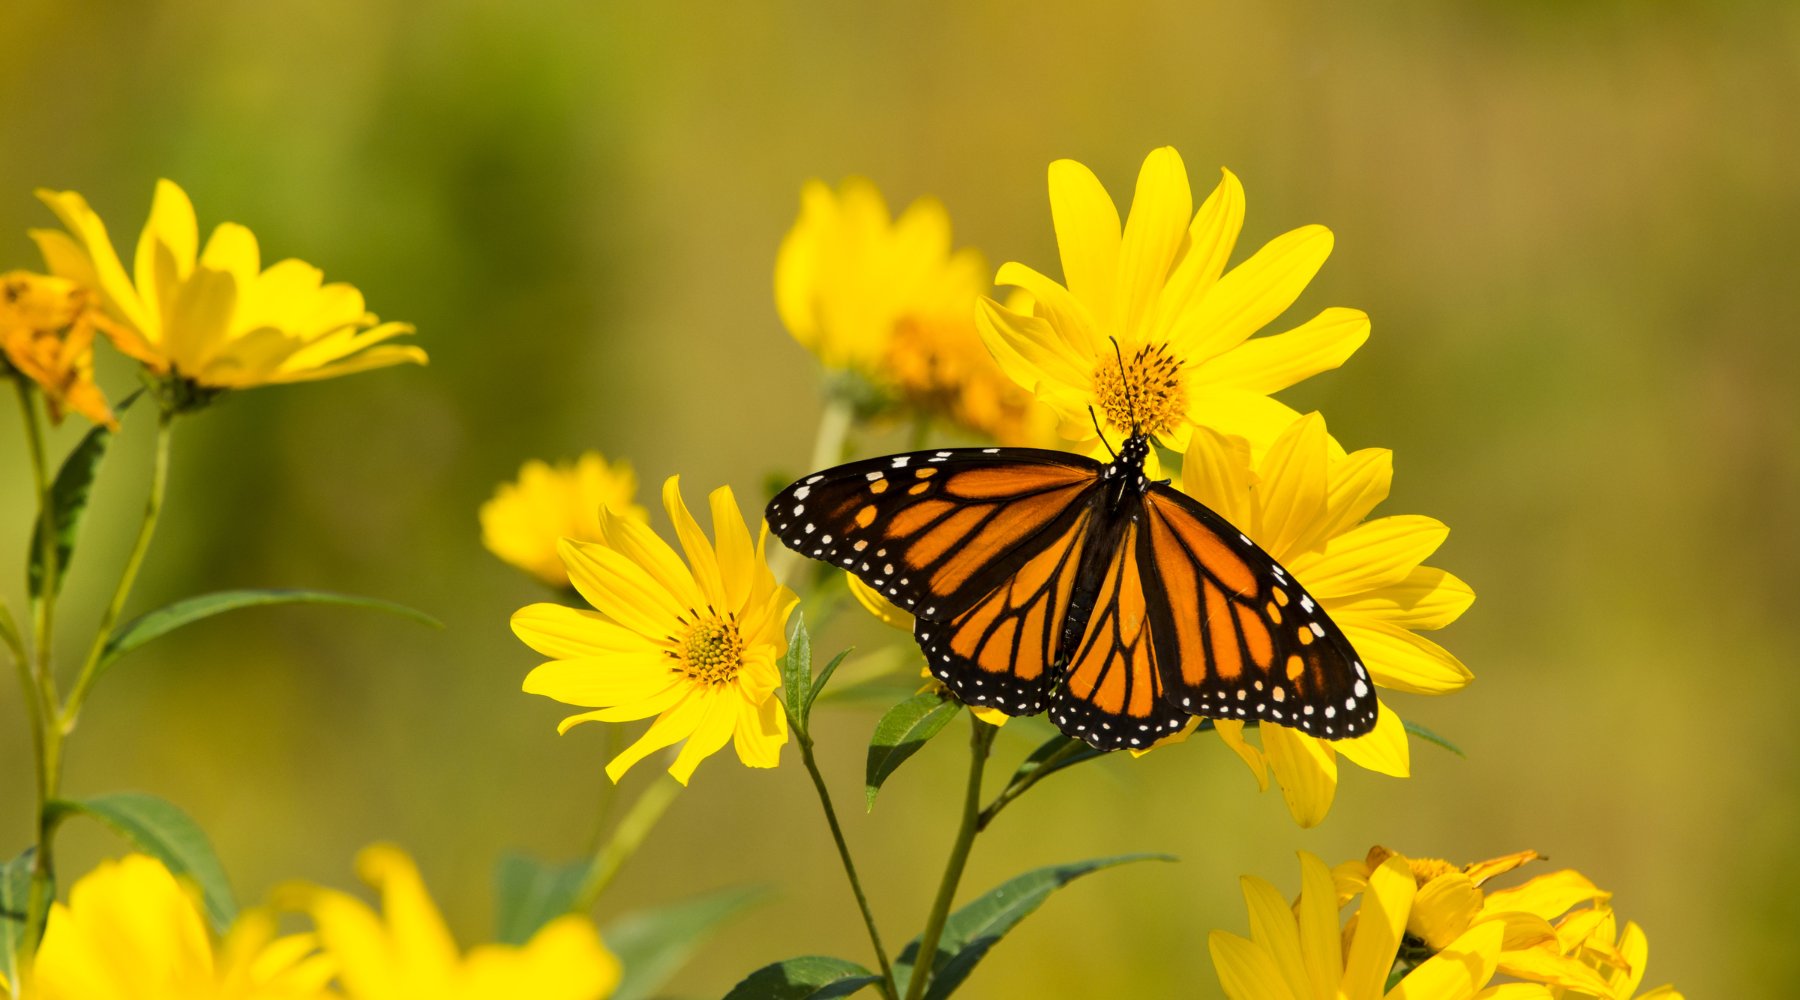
[25,854,332,1000]
[1156,411,1473,826]
[513,476,797,784]
[481,452,648,588]
[279,844,618,1000]
[1341,847,1684,1000]
[845,574,1009,727]
[30,180,425,401]
[1209,851,1520,1000]
[776,177,1054,444]
[0,270,121,429]
[978,146,1368,456]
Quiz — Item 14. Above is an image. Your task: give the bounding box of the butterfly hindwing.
[766,447,1101,621]
[1138,486,1378,739]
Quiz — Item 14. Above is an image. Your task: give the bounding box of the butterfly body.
[767,433,1377,751]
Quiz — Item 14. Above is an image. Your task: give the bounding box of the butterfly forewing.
[766,447,1101,621]
[1139,486,1378,738]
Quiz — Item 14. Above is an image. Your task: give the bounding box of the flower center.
[676,617,743,686]
[1092,342,1186,438]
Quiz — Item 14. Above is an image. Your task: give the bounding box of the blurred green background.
[2,0,1795,995]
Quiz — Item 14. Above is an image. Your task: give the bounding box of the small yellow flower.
[25,854,332,1000]
[1164,411,1473,826]
[776,177,1055,444]
[513,477,797,784]
[846,575,1009,726]
[0,271,121,429]
[1209,851,1523,1000]
[481,452,648,588]
[30,180,424,399]
[279,844,618,1000]
[978,146,1367,457]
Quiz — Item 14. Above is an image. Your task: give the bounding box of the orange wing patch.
[945,464,1093,499]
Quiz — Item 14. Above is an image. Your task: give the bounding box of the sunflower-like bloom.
[977,146,1367,457]
[0,271,120,429]
[776,177,1055,445]
[1343,847,1684,1000]
[514,477,796,784]
[1208,851,1527,1000]
[30,180,424,400]
[278,844,618,1000]
[1167,411,1472,826]
[481,452,648,588]
[22,854,332,1000]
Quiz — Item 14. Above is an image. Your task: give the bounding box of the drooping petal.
[1409,873,1482,951]
[1284,515,1450,599]
[710,485,757,614]
[1342,856,1416,1000]
[604,687,712,783]
[850,574,914,631]
[1295,851,1344,1000]
[1152,167,1244,341]
[1472,986,1556,999]
[511,603,662,659]
[522,654,683,708]
[1321,567,1474,631]
[1612,920,1649,999]
[260,344,428,384]
[1337,618,1474,695]
[1493,943,1617,996]
[1209,930,1302,1000]
[1047,159,1122,326]
[1195,308,1369,396]
[558,538,686,640]
[1331,860,1372,910]
[1169,224,1334,364]
[1180,425,1259,530]
[733,692,789,769]
[1481,871,1611,922]
[1385,919,1503,1000]
[1261,724,1337,828]
[1115,147,1193,342]
[1240,875,1312,1000]
[1251,412,1330,559]
[664,476,727,614]
[1334,700,1410,778]
[668,688,740,784]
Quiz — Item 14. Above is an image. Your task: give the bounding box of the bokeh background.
[2,0,1796,995]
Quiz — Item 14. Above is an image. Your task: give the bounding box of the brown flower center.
[675,617,743,686]
[1092,341,1186,438]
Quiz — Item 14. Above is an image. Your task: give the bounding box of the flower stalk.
[904,713,996,1000]
[573,772,683,913]
[797,722,897,1000]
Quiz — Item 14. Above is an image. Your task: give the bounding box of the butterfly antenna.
[1088,406,1116,459]
[1108,336,1141,435]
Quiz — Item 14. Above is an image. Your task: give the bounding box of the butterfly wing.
[766,447,1101,621]
[1137,485,1377,739]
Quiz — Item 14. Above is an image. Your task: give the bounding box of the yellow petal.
[1208,930,1302,1000]
[1480,871,1610,923]
[669,687,739,784]
[733,692,788,769]
[34,855,215,999]
[1295,851,1343,1000]
[1196,307,1369,396]
[1241,875,1312,1000]
[1343,856,1416,1000]
[1463,851,1546,888]
[1214,719,1270,791]
[1183,387,1307,461]
[1551,905,1611,955]
[1612,920,1648,999]
[664,476,727,613]
[1115,147,1192,341]
[1297,447,1393,556]
[522,654,683,708]
[1636,988,1684,1000]
[605,687,710,783]
[29,227,99,290]
[1322,567,1474,630]
[1337,618,1474,695]
[1047,158,1122,326]
[1170,224,1333,363]
[1386,920,1503,1000]
[976,296,1094,402]
[1410,873,1482,951]
[511,603,661,659]
[1151,167,1244,341]
[355,844,462,976]
[261,343,427,384]
[134,179,199,336]
[462,914,622,1000]
[558,537,686,639]
[1494,943,1617,996]
[1331,860,1372,910]
[995,260,1102,358]
[1334,699,1410,778]
[198,222,261,287]
[1483,913,1558,953]
[162,265,237,372]
[774,179,832,344]
[35,188,155,337]
[601,505,704,613]
[1261,724,1337,828]
[1180,425,1259,531]
[849,572,914,631]
[1285,515,1449,599]
[1252,412,1330,559]
[1473,986,1556,1000]
[710,486,757,614]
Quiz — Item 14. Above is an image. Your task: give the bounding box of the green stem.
[798,730,897,1000]
[904,714,996,1000]
[975,738,1089,832]
[571,773,682,913]
[61,412,173,731]
[13,378,60,957]
[769,398,854,585]
[583,723,627,855]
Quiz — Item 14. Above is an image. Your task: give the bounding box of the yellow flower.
[845,575,1009,726]
[0,271,121,429]
[514,476,796,784]
[977,146,1367,457]
[481,452,648,588]
[280,844,618,1000]
[1208,851,1528,1000]
[1165,411,1473,826]
[30,180,424,399]
[22,854,331,1000]
[776,177,1055,444]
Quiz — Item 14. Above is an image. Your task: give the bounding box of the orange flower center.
[677,618,743,686]
[1092,341,1185,438]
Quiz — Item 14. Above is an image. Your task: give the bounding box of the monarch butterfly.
[765,412,1375,751]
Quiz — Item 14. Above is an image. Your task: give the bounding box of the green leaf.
[892,853,1174,1000]
[804,648,853,722]
[492,851,588,946]
[1004,735,1106,793]
[781,616,812,726]
[97,589,442,683]
[27,390,138,598]
[605,884,772,1000]
[723,956,881,1000]
[1402,718,1466,758]
[0,847,35,990]
[865,693,963,810]
[48,793,236,932]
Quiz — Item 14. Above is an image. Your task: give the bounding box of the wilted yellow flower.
[776,177,1054,444]
[30,180,424,401]
[0,271,120,429]
[514,477,796,784]
[481,452,648,588]
[1161,411,1472,826]
[846,574,1009,726]
[977,146,1367,457]
[22,854,331,1000]
[280,844,617,1000]
[1339,847,1684,1000]
[1209,851,1526,1000]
